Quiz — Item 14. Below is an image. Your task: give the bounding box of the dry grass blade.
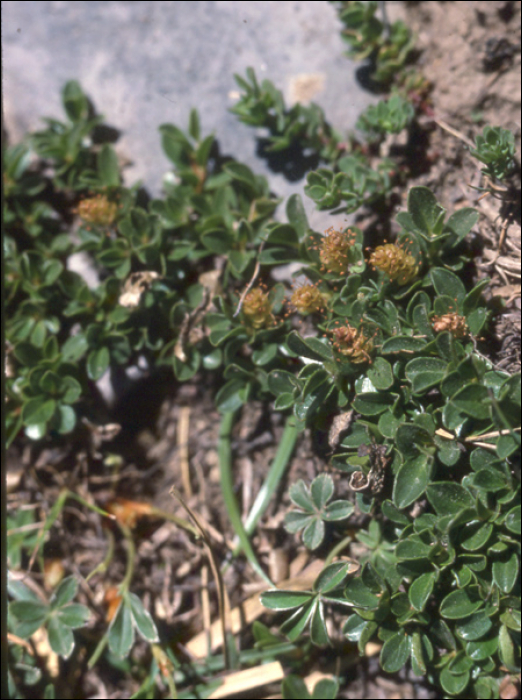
[207,660,284,699]
[170,486,232,669]
[186,559,324,657]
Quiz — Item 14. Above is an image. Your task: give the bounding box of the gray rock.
[3,0,377,229]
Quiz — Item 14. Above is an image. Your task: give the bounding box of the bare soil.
[7,2,520,698]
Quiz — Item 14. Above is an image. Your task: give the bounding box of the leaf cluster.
[8,573,90,660]
[469,125,517,182]
[230,66,341,160]
[5,54,520,699]
[331,0,416,85]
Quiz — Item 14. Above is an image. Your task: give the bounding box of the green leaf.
[311,678,339,700]
[450,384,491,419]
[314,562,354,594]
[61,333,88,362]
[439,666,470,696]
[378,411,403,438]
[405,357,447,393]
[97,144,120,187]
[408,572,436,611]
[505,505,521,534]
[22,397,56,427]
[268,369,300,395]
[396,535,433,561]
[455,611,492,641]
[47,615,75,659]
[466,634,498,661]
[310,601,330,646]
[406,186,446,236]
[188,108,200,140]
[380,632,411,673]
[172,349,201,381]
[467,307,488,335]
[367,357,394,390]
[287,331,334,363]
[200,228,234,254]
[50,576,78,608]
[396,423,434,458]
[343,613,369,641]
[492,552,519,594]
[286,194,309,242]
[303,519,325,550]
[288,481,315,512]
[13,342,42,367]
[499,624,518,671]
[261,590,314,611]
[39,370,61,395]
[62,80,87,121]
[274,393,295,410]
[323,500,354,521]
[9,600,48,625]
[427,483,473,515]
[285,511,314,533]
[264,223,299,248]
[353,392,395,416]
[86,346,110,381]
[282,675,311,700]
[56,603,90,629]
[127,592,159,642]
[252,343,278,366]
[381,336,427,354]
[472,468,507,492]
[381,500,410,525]
[223,161,257,189]
[108,599,134,658]
[343,578,380,609]
[440,587,483,619]
[215,379,248,413]
[311,474,334,510]
[430,268,466,306]
[282,598,318,642]
[459,521,493,551]
[434,434,461,467]
[259,245,297,264]
[393,455,431,508]
[444,207,479,246]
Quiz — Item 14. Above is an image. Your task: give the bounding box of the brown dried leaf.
[328,410,355,450]
[119,271,160,308]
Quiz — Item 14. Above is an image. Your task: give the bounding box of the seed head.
[432,313,468,338]
[241,286,275,330]
[330,323,374,364]
[369,243,418,285]
[290,283,327,315]
[77,193,119,227]
[318,227,356,275]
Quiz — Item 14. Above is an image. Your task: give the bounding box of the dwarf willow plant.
[5,64,520,699]
[469,125,518,183]
[330,0,416,85]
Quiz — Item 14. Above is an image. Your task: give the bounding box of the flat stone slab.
[3,0,378,228]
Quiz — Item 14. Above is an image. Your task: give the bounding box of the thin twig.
[464,427,521,442]
[178,406,192,498]
[170,486,231,669]
[233,240,265,317]
[434,118,475,149]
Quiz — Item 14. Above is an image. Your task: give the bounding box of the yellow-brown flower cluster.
[290,283,327,315]
[318,227,356,275]
[77,193,119,227]
[369,243,418,285]
[432,313,468,338]
[241,287,275,330]
[330,323,374,364]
